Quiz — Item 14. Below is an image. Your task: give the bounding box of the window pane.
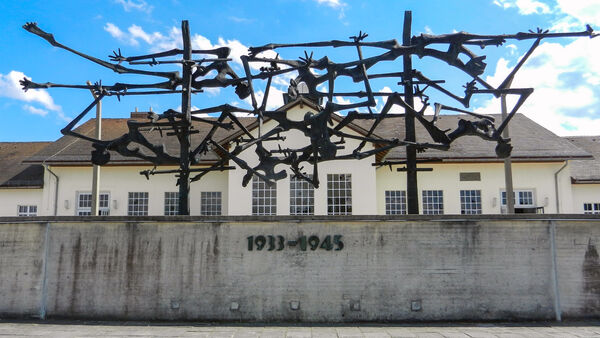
[290,175,314,215]
[460,190,481,215]
[17,205,37,216]
[164,192,179,216]
[327,174,352,215]
[128,192,149,216]
[422,190,444,215]
[252,176,276,215]
[385,190,407,215]
[201,191,222,216]
[584,202,600,215]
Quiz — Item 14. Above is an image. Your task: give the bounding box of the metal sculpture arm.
[23,22,180,81]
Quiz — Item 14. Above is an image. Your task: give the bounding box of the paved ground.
[1,321,600,337]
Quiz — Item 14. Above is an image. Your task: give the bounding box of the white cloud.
[555,0,600,26]
[0,71,61,112]
[203,87,221,96]
[334,96,353,105]
[128,24,162,44]
[113,0,153,14]
[313,0,347,19]
[474,37,600,136]
[155,27,182,51]
[243,87,285,111]
[493,0,600,31]
[104,22,138,46]
[23,104,48,117]
[104,23,279,71]
[104,23,124,39]
[493,0,551,15]
[228,16,255,24]
[315,0,344,8]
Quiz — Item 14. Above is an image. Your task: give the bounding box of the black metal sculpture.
[21,13,596,215]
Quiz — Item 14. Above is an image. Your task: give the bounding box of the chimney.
[130,108,147,119]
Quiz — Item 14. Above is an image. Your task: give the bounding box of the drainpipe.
[43,163,59,216]
[554,160,568,214]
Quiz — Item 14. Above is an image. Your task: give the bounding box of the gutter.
[43,163,59,216]
[554,160,569,213]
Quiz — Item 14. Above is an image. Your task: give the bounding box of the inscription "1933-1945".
[247,235,344,251]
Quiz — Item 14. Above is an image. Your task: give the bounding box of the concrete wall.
[1,215,599,322]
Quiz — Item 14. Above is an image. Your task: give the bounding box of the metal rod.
[403,10,419,215]
[87,81,101,216]
[178,20,192,216]
[501,80,515,214]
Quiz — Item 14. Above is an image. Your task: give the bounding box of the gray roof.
[25,104,590,166]
[0,142,51,188]
[26,114,254,165]
[352,113,591,162]
[564,136,600,183]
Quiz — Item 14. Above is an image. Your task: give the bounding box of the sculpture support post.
[178,20,192,215]
[501,81,515,214]
[87,81,101,216]
[403,11,419,214]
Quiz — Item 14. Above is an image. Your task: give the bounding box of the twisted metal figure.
[20,19,596,214]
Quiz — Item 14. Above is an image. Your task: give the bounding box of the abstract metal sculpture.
[21,13,596,215]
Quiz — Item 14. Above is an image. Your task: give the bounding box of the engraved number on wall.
[247,235,343,251]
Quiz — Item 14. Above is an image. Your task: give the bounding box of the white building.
[0,98,596,217]
[564,136,600,214]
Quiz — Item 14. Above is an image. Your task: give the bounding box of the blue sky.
[0,0,598,141]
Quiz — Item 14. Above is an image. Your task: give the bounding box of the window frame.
[422,190,444,215]
[252,176,277,216]
[164,192,179,216]
[201,191,222,216]
[76,191,110,216]
[584,202,600,214]
[290,175,314,215]
[17,205,37,216]
[460,189,482,215]
[501,189,535,207]
[128,192,149,216]
[327,173,352,215]
[385,190,407,215]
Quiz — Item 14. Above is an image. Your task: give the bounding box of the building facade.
[1,98,596,217]
[565,136,600,214]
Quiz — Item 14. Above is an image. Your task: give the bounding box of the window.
[201,191,222,216]
[76,192,110,216]
[164,192,179,216]
[460,190,482,214]
[252,176,276,215]
[422,190,444,215]
[327,174,352,215]
[290,176,314,215]
[385,190,406,215]
[584,203,600,214]
[501,190,535,207]
[128,192,149,216]
[17,205,37,216]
